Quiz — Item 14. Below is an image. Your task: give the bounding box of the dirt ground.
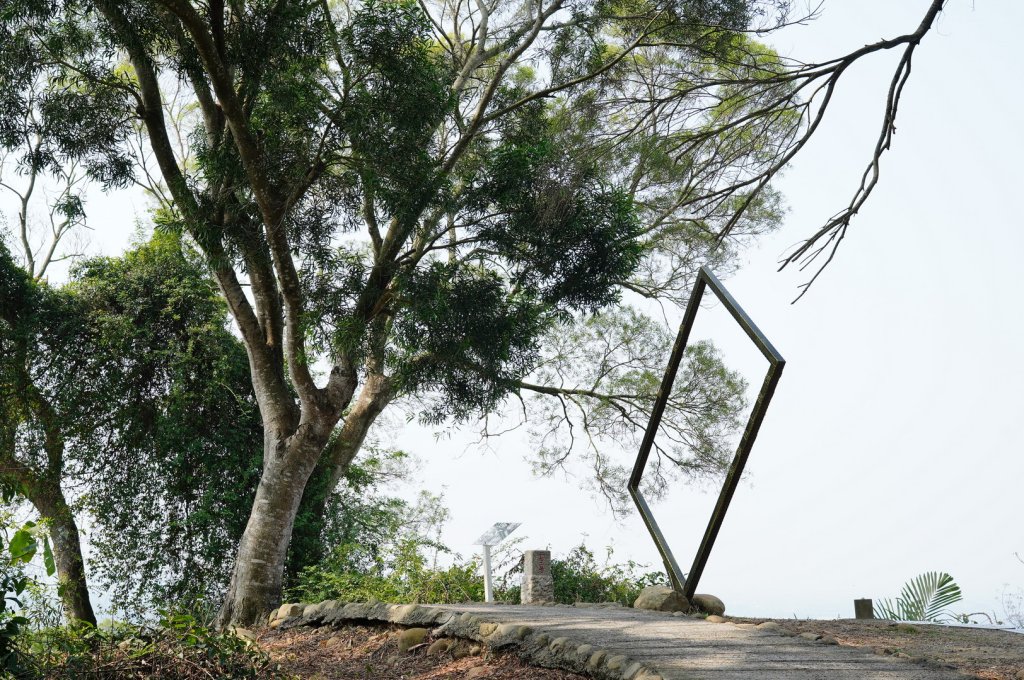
[258,623,586,680]
[731,617,1024,680]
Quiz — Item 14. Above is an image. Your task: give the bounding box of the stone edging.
[268,601,664,680]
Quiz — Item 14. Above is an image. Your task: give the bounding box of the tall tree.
[0,0,946,625]
[0,243,96,625]
[68,233,265,616]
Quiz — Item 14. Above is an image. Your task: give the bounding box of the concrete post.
[521,550,554,604]
[854,598,874,619]
[482,544,494,603]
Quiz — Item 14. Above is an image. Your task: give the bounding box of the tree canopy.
[0,0,947,625]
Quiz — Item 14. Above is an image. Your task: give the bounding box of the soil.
[257,623,586,680]
[730,617,1024,680]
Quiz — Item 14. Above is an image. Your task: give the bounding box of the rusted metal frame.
[628,266,785,601]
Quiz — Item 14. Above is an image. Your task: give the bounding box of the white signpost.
[473,522,521,603]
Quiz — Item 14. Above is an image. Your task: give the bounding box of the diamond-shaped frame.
[628,266,785,600]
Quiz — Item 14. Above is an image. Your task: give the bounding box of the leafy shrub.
[550,544,665,606]
[2,514,57,676]
[15,611,286,679]
[290,534,665,608]
[289,536,486,605]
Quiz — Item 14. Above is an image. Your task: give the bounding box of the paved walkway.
[422,604,967,680]
[277,600,971,679]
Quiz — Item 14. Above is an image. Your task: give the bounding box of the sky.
[5,0,1023,622]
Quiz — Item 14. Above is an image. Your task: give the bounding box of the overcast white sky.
[6,0,1022,621]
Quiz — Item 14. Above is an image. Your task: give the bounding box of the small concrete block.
[550,636,570,650]
[799,632,822,641]
[819,635,839,645]
[576,644,593,659]
[479,622,498,637]
[756,621,782,632]
[522,550,555,604]
[705,615,727,623]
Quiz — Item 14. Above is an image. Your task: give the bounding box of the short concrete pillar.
[521,550,554,604]
[854,598,874,619]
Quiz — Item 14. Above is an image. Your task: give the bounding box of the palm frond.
[873,571,963,621]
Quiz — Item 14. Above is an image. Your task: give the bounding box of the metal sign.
[474,522,521,547]
[629,266,785,601]
[473,522,521,603]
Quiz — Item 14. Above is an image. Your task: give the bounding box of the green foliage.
[291,537,486,606]
[68,233,263,615]
[874,572,964,622]
[14,611,287,679]
[287,489,485,605]
[341,0,454,223]
[1,512,57,676]
[287,485,663,609]
[550,544,665,606]
[393,262,546,423]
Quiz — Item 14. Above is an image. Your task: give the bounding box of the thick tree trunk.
[287,374,394,579]
[216,424,331,627]
[30,483,97,626]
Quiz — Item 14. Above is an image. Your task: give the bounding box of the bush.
[13,611,287,679]
[289,537,486,605]
[550,544,665,606]
[290,534,665,608]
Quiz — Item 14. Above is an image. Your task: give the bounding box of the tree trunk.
[287,374,393,580]
[30,483,97,626]
[216,425,331,627]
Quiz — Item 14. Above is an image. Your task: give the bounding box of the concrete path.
[422,604,968,680]
[274,600,971,679]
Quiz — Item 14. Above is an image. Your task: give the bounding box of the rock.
[799,632,822,641]
[705,615,727,623]
[755,621,782,631]
[691,593,725,616]
[274,602,304,620]
[397,627,428,652]
[819,636,838,646]
[633,585,689,612]
[426,639,453,656]
[465,668,489,679]
[229,626,255,641]
[451,641,483,659]
[605,654,628,671]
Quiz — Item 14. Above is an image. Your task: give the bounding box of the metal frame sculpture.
[628,266,785,601]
